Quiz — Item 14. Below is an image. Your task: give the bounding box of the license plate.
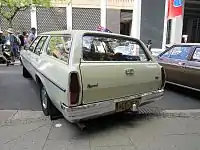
[115,98,140,112]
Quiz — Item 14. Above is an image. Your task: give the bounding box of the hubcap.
[41,87,48,109]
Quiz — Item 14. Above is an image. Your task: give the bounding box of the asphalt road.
[0,65,200,111]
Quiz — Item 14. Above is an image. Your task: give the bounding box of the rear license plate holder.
[115,98,141,112]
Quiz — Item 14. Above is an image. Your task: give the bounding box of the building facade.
[0,0,169,48]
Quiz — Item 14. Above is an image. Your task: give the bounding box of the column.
[162,0,169,49]
[130,0,142,39]
[170,0,185,44]
[31,5,37,35]
[101,0,107,28]
[67,2,72,30]
[170,16,184,44]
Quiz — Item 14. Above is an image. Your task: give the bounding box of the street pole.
[101,0,107,28]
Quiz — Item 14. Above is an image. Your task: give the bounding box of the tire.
[40,85,61,119]
[22,66,31,78]
[40,85,50,116]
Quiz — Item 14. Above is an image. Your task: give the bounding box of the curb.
[1,109,200,126]
[161,109,200,118]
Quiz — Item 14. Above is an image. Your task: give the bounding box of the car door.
[158,45,191,85]
[22,36,41,76]
[184,47,200,90]
[37,35,72,109]
[30,36,48,80]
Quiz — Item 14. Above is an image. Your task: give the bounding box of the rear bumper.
[61,89,164,123]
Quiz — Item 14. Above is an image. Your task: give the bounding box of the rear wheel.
[40,86,50,116]
[23,66,31,78]
[40,85,62,119]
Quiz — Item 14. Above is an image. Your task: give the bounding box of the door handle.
[125,68,135,76]
[178,62,186,66]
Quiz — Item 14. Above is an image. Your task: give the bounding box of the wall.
[37,7,67,33]
[0,8,31,32]
[106,9,120,33]
[140,0,165,48]
[72,8,100,30]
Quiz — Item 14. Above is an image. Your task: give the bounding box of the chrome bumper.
[61,89,164,123]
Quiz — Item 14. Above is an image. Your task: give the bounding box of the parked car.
[157,43,200,91]
[20,30,165,123]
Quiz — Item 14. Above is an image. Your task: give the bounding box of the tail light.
[161,67,166,88]
[69,72,80,106]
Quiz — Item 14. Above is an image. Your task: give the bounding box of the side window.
[169,46,190,60]
[192,48,200,62]
[34,36,48,55]
[29,36,41,52]
[47,35,72,63]
[82,35,149,62]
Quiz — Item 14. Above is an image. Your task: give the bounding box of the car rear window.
[82,34,150,62]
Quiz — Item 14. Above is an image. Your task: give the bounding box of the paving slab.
[0,110,200,150]
[2,122,51,150]
[0,110,17,125]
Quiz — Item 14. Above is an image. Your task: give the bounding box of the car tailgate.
[80,62,163,104]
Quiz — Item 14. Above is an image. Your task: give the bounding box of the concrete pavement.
[1,109,200,150]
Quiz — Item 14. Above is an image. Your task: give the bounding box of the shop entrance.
[182,0,200,43]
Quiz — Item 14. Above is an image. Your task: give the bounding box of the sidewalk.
[0,109,200,150]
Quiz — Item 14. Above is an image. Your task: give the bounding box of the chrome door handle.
[125,68,135,76]
[178,62,186,65]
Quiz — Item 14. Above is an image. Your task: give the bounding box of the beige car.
[20,30,165,123]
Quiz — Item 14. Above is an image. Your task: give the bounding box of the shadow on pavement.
[77,112,155,134]
[165,83,200,100]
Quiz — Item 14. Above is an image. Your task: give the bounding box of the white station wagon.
[20,30,165,123]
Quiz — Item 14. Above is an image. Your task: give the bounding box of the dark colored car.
[157,43,200,91]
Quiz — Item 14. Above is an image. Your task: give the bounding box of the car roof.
[39,30,139,40]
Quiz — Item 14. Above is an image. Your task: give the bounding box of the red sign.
[167,0,183,19]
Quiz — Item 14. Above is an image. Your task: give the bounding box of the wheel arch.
[35,73,52,103]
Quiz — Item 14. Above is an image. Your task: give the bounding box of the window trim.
[33,36,48,55]
[29,36,41,52]
[46,34,72,64]
[81,33,151,63]
[190,47,200,62]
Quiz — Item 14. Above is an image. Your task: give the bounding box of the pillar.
[170,0,185,44]
[101,0,107,28]
[31,5,37,35]
[67,2,72,30]
[130,0,142,39]
[170,16,184,44]
[162,0,169,49]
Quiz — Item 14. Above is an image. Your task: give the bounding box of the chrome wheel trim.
[41,87,48,109]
